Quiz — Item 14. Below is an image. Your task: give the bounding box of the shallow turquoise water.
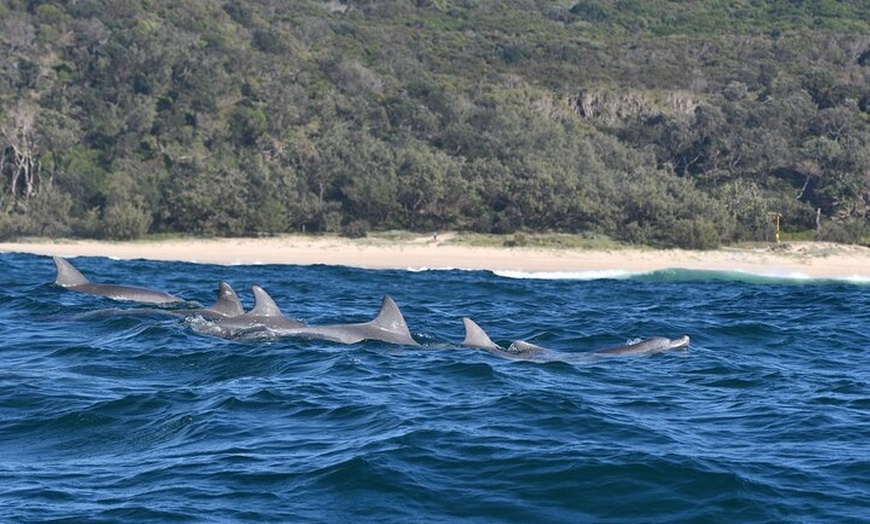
[1,253,868,522]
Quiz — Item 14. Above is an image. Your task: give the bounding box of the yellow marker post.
[771,212,781,243]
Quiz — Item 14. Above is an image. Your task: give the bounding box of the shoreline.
[2,235,869,279]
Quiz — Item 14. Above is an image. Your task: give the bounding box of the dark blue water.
[1,253,868,523]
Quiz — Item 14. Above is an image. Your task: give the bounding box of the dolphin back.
[207,281,244,317]
[53,256,90,287]
[212,285,305,330]
[667,335,691,350]
[52,255,180,304]
[460,319,558,361]
[239,295,415,345]
[594,335,691,355]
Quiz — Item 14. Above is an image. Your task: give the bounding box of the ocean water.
[0,252,868,523]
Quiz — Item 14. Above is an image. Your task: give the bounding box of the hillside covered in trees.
[1,0,868,248]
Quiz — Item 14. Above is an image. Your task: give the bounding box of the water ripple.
[1,253,868,522]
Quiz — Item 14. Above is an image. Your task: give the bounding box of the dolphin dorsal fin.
[369,295,413,336]
[210,281,244,317]
[462,318,499,350]
[249,286,283,317]
[53,256,89,287]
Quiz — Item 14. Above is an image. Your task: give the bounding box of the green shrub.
[341,219,370,239]
[668,218,721,250]
[816,219,868,244]
[102,203,152,240]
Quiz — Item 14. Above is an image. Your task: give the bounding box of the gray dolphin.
[201,281,245,318]
[211,289,418,346]
[168,281,245,319]
[271,295,420,346]
[212,285,306,330]
[53,256,181,305]
[462,318,689,363]
[72,281,244,320]
[592,335,691,356]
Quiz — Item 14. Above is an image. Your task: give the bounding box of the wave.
[492,269,634,280]
[491,267,870,284]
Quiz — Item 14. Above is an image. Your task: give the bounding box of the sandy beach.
[2,234,869,280]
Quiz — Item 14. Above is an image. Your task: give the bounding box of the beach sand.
[2,234,869,280]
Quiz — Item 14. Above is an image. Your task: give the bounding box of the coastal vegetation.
[1,0,868,248]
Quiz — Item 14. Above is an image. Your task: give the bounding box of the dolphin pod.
[210,287,419,346]
[52,257,418,346]
[51,256,689,357]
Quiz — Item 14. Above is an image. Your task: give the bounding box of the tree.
[101,168,153,240]
[1,101,42,204]
[0,0,867,243]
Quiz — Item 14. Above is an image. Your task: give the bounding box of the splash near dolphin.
[462,318,689,363]
[53,256,181,305]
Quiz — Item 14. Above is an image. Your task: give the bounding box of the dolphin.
[211,290,419,346]
[211,285,306,330]
[167,281,245,319]
[201,281,245,318]
[53,256,181,305]
[270,295,420,346]
[461,318,689,363]
[71,280,244,321]
[461,318,562,361]
[592,335,691,356]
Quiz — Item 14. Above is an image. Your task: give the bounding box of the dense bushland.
[1,1,868,247]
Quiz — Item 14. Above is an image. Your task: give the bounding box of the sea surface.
[1,252,868,523]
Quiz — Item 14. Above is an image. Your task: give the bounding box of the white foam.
[840,274,870,284]
[493,269,635,280]
[404,266,478,273]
